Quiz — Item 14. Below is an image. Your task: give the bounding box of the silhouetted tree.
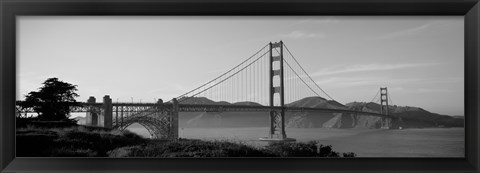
[22,77,79,121]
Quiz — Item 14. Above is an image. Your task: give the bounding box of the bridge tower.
[380,87,391,129]
[260,41,295,142]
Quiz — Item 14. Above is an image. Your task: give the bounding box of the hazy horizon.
[17,16,464,116]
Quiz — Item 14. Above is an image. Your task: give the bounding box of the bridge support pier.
[102,95,113,128]
[381,117,392,129]
[269,110,286,139]
[86,95,113,128]
[170,98,179,140]
[259,109,295,142]
[86,96,98,126]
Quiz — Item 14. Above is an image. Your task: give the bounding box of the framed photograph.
[1,0,479,172]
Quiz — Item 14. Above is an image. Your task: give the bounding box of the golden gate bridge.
[16,41,395,141]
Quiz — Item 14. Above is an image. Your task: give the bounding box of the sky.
[17,16,464,116]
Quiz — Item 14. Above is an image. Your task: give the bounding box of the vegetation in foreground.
[16,125,146,157]
[17,125,355,157]
[17,77,80,122]
[16,77,355,157]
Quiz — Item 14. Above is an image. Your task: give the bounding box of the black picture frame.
[1,0,479,172]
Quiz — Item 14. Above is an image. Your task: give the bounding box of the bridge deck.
[176,104,386,117]
[16,101,387,117]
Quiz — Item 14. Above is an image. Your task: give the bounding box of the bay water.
[127,125,464,157]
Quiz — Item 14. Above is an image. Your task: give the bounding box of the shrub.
[16,133,58,157]
[265,141,317,157]
[108,139,275,157]
[16,125,146,157]
[51,148,97,157]
[316,144,340,157]
[343,152,356,157]
[263,141,354,157]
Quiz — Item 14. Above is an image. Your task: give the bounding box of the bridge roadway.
[16,101,388,118]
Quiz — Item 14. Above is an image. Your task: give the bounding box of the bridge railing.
[16,100,390,118]
[176,103,388,117]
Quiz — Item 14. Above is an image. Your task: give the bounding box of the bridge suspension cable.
[283,43,336,101]
[177,44,268,99]
[177,44,270,103]
[370,89,380,103]
[271,48,323,101]
[176,41,341,106]
[387,89,394,106]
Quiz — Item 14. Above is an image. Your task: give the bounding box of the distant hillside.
[178,97,463,129]
[284,97,349,128]
[178,97,263,106]
[232,101,263,106]
[178,97,229,105]
[177,96,380,129]
[346,102,464,128]
[286,96,346,109]
[285,97,401,129]
[177,97,267,128]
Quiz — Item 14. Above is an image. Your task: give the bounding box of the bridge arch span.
[116,113,172,139]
